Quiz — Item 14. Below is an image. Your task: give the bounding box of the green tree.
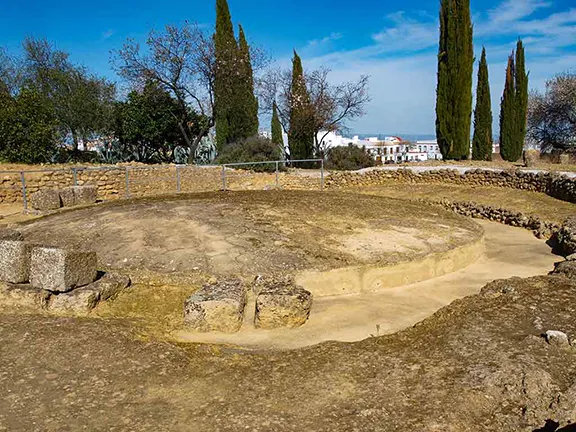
[23,38,115,154]
[234,25,259,140]
[472,47,493,161]
[515,39,529,155]
[214,0,238,149]
[288,51,314,162]
[435,0,474,160]
[271,102,284,150]
[500,54,518,161]
[326,144,375,171]
[113,81,189,163]
[0,88,58,163]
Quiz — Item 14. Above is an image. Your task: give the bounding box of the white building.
[416,140,443,160]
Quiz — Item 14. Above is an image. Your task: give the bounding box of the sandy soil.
[18,191,481,277]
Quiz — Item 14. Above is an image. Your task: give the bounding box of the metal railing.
[0,159,325,211]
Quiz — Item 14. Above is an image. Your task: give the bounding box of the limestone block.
[59,187,76,207]
[29,189,61,211]
[30,247,97,292]
[523,149,540,168]
[184,280,246,333]
[0,240,32,283]
[255,279,313,329]
[74,185,98,205]
[49,286,100,314]
[0,282,51,308]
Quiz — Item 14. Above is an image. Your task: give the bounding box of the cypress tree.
[271,102,283,149]
[233,25,259,140]
[288,51,314,162]
[514,39,529,156]
[435,0,474,160]
[499,54,519,161]
[472,47,493,161]
[214,0,237,150]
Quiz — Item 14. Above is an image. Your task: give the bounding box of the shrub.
[326,144,375,171]
[215,136,283,172]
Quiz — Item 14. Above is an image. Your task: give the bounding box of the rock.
[0,240,32,283]
[59,187,76,207]
[48,286,100,314]
[523,149,540,168]
[0,228,23,241]
[29,189,61,211]
[556,217,576,256]
[0,282,51,308]
[255,279,313,329]
[545,330,570,347]
[551,260,576,280]
[92,272,131,301]
[183,280,246,333]
[30,247,97,292]
[73,185,98,206]
[567,254,576,261]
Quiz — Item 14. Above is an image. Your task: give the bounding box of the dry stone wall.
[326,168,576,204]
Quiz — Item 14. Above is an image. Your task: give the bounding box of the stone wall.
[326,168,576,204]
[0,165,324,206]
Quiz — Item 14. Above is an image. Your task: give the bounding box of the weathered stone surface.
[255,278,313,329]
[59,187,76,207]
[48,286,100,314]
[0,282,51,308]
[91,272,131,301]
[567,254,576,261]
[523,149,540,167]
[184,280,246,333]
[73,185,98,206]
[30,247,97,292]
[0,240,32,283]
[557,217,576,256]
[29,189,61,211]
[545,330,570,347]
[0,228,23,241]
[551,260,576,280]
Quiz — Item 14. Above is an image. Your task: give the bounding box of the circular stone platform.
[19,191,484,290]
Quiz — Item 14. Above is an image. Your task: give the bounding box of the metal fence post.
[72,168,78,186]
[125,167,130,197]
[275,161,279,188]
[20,171,28,210]
[176,166,181,193]
[320,159,325,191]
[221,165,227,191]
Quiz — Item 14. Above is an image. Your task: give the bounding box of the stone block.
[73,185,98,206]
[29,189,61,211]
[49,286,100,314]
[523,149,540,168]
[30,247,97,292]
[255,279,313,329]
[59,187,76,207]
[0,282,51,309]
[184,280,246,333]
[59,185,98,208]
[545,330,570,347]
[0,240,32,283]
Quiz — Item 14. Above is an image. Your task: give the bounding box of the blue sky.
[1,0,575,135]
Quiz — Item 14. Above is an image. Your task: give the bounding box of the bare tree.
[528,72,576,152]
[113,23,214,161]
[259,66,370,157]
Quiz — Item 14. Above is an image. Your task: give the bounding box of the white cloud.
[101,29,115,40]
[293,0,575,135]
